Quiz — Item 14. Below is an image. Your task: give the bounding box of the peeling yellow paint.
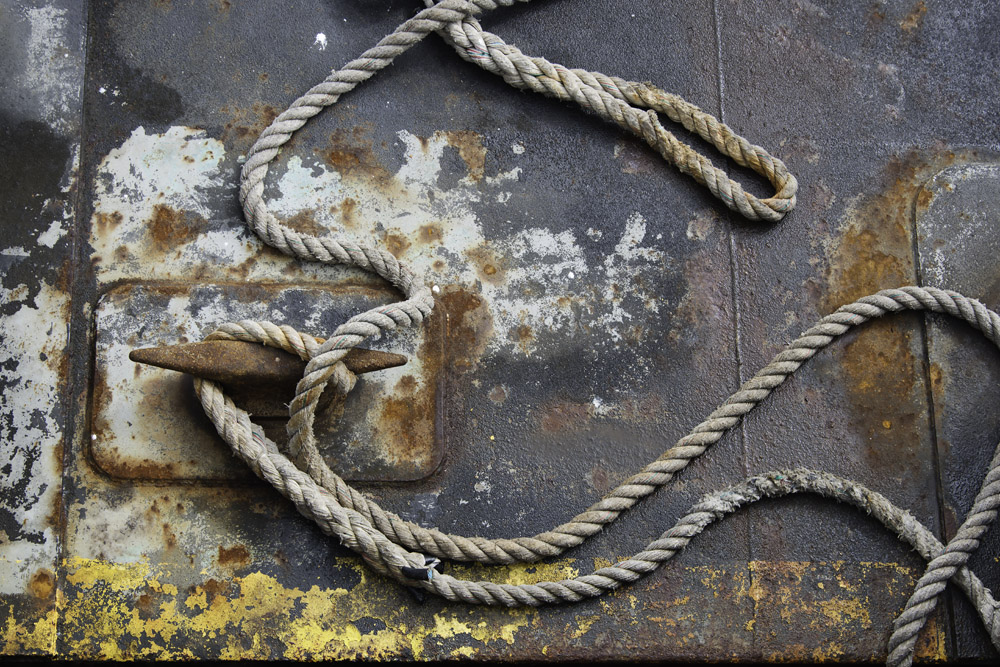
[2,557,953,660]
[748,560,946,662]
[447,559,579,586]
[54,557,565,661]
[2,607,57,654]
[65,556,152,591]
[569,614,600,639]
[816,597,871,628]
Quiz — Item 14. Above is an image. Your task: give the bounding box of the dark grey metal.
[1,0,998,661]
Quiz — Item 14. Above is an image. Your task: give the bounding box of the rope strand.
[185,3,997,664]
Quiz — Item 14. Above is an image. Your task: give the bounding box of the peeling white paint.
[36,219,67,248]
[91,125,669,358]
[0,280,68,594]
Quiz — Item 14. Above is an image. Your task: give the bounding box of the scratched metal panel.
[1,0,999,662]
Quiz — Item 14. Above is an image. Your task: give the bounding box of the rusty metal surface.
[91,282,442,481]
[1,0,999,662]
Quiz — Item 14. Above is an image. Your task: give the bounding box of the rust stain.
[163,523,178,550]
[94,211,122,234]
[340,197,358,229]
[382,232,410,257]
[218,545,251,568]
[513,324,534,356]
[373,373,435,468]
[900,1,927,32]
[220,103,279,149]
[821,150,978,474]
[442,130,486,182]
[464,244,507,286]
[94,451,177,480]
[148,204,209,255]
[284,210,328,238]
[417,223,443,245]
[437,286,494,373]
[320,125,395,190]
[540,401,593,433]
[90,371,214,480]
[28,571,55,600]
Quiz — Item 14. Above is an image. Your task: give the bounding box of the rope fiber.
[189,2,998,665]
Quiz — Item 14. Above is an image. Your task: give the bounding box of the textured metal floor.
[2,0,999,661]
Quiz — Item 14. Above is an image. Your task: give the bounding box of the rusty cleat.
[129,341,407,417]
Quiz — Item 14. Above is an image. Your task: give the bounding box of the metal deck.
[2,0,998,661]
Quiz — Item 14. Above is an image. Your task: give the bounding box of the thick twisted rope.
[196,287,1000,660]
[886,443,1000,667]
[186,2,997,664]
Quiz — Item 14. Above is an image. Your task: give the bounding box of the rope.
[185,2,996,664]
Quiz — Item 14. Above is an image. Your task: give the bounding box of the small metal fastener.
[130,340,407,417]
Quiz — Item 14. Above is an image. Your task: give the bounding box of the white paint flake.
[313,32,328,50]
[37,218,67,248]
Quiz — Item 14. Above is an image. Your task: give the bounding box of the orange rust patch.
[821,150,978,476]
[437,287,494,373]
[340,197,358,228]
[29,569,55,599]
[514,323,535,356]
[375,378,435,468]
[396,375,418,392]
[383,232,410,257]
[44,476,64,530]
[218,544,251,567]
[163,523,177,550]
[148,204,209,254]
[464,244,507,286]
[95,452,177,480]
[442,130,486,182]
[321,125,396,190]
[417,223,443,245]
[90,371,216,480]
